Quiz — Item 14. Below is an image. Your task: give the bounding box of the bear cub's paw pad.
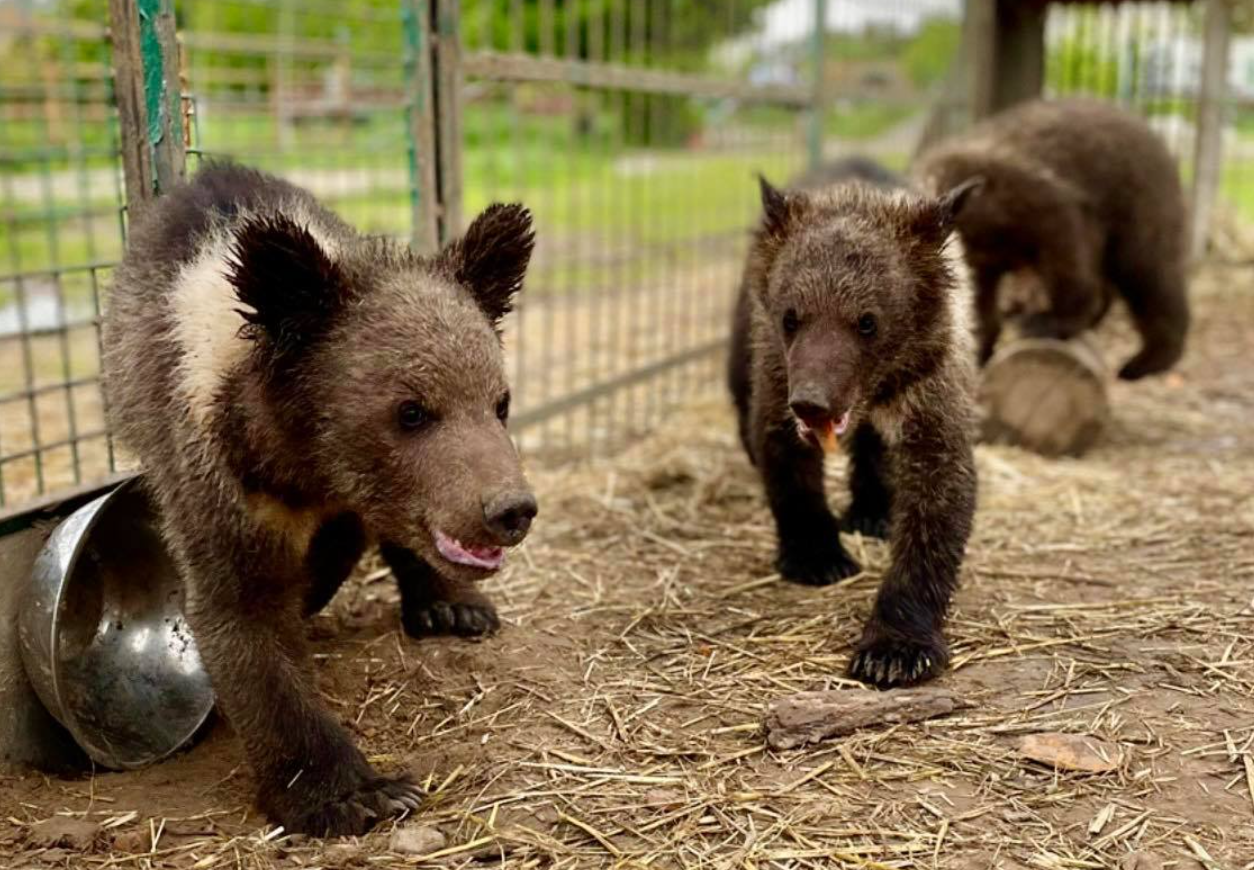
[284,774,423,837]
[776,537,861,587]
[840,509,891,540]
[849,627,948,688]
[403,600,500,639]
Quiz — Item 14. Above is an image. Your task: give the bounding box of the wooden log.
[979,333,1109,458]
[764,688,967,751]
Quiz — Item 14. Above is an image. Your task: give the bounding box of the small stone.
[322,842,362,866]
[1019,732,1121,773]
[1120,853,1164,870]
[111,829,150,853]
[389,823,446,856]
[28,817,102,851]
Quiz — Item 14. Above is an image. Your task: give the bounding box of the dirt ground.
[1,265,1252,869]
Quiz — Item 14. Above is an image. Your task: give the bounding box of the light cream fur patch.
[942,233,977,362]
[170,231,252,429]
[170,200,340,429]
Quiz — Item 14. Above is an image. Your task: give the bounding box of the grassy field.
[1222,161,1254,222]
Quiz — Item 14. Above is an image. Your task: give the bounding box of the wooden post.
[1191,0,1232,261]
[433,0,463,241]
[963,0,997,122]
[108,0,185,216]
[808,0,826,169]
[403,0,440,254]
[992,0,1046,112]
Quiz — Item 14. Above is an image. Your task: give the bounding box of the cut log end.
[979,335,1110,458]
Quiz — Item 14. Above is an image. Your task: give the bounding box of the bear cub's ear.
[443,203,535,325]
[757,174,806,241]
[907,176,984,245]
[227,213,349,353]
[936,176,983,230]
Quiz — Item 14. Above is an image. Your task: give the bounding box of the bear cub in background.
[729,174,980,688]
[915,98,1189,379]
[103,164,537,835]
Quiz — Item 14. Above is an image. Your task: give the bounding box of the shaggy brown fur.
[728,175,980,688]
[102,164,537,836]
[914,98,1189,379]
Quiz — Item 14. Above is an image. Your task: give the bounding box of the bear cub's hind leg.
[382,543,500,638]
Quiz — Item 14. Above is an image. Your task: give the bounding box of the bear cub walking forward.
[103,164,537,835]
[729,175,980,688]
[915,98,1189,379]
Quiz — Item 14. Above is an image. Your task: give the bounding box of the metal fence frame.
[1,0,835,526]
[1,0,1245,527]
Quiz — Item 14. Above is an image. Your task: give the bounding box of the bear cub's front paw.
[403,599,499,638]
[848,618,949,688]
[268,772,423,837]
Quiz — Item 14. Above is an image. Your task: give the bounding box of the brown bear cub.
[729,174,980,688]
[914,98,1189,379]
[103,163,537,835]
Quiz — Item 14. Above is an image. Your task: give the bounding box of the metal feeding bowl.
[18,479,214,770]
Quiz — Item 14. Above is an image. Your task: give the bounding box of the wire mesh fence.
[0,11,124,514]
[1045,1,1254,261]
[2,0,1243,516]
[459,0,813,458]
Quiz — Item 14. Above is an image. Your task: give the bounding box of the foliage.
[464,0,774,71]
[1047,36,1122,99]
[902,17,960,89]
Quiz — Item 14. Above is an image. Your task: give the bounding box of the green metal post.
[109,0,185,211]
[434,0,463,242]
[403,0,440,253]
[808,0,826,170]
[138,0,184,193]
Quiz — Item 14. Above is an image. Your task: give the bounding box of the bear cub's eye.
[857,313,878,338]
[397,400,430,432]
[781,308,800,337]
[496,392,511,424]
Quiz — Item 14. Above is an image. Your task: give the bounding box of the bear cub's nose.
[484,491,538,545]
[788,389,831,426]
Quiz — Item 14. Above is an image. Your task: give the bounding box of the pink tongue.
[435,531,504,570]
[835,410,851,436]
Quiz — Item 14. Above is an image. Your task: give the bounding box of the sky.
[760,0,962,45]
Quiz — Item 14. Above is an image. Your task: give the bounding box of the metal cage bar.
[5,0,1245,521]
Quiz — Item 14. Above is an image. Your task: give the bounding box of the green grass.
[9,96,1244,314]
[1,123,803,308]
[825,102,914,140]
[1222,163,1254,222]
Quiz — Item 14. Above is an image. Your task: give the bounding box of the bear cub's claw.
[848,620,949,688]
[403,600,500,638]
[276,773,423,838]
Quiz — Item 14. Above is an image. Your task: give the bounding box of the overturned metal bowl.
[18,479,214,770]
